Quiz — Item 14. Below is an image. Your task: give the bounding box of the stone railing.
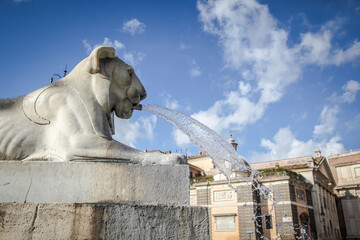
[256,170,305,181]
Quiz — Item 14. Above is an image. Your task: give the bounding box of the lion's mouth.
[132,104,142,111]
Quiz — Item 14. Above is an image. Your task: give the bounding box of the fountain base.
[0,161,189,205]
[0,161,210,239]
[0,202,210,239]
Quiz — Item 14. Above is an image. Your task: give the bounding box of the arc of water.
[141,105,289,239]
[141,104,252,179]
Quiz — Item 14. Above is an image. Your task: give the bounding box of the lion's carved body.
[0,46,185,164]
[0,96,34,160]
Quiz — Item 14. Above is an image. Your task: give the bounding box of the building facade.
[329,150,360,239]
[190,167,315,239]
[190,155,318,239]
[189,146,342,240]
[251,149,341,240]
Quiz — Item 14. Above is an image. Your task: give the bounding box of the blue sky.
[1,0,360,163]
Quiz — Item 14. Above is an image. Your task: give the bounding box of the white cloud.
[296,21,360,66]
[190,66,201,78]
[313,106,339,139]
[198,0,302,105]
[238,81,251,96]
[192,92,264,133]
[194,0,301,137]
[82,38,124,55]
[297,28,332,65]
[101,38,125,51]
[180,43,190,50]
[173,83,265,147]
[113,116,157,148]
[82,40,92,55]
[122,18,146,36]
[173,129,191,146]
[166,98,180,110]
[160,93,193,114]
[189,60,202,78]
[82,38,144,66]
[259,127,315,160]
[312,80,360,140]
[250,127,345,162]
[181,0,360,153]
[123,51,145,66]
[341,80,360,103]
[251,78,359,161]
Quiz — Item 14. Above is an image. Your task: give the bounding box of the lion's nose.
[139,89,146,101]
[131,73,146,101]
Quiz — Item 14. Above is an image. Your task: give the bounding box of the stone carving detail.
[213,190,234,201]
[0,46,184,164]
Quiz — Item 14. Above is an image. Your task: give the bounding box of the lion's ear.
[88,46,116,74]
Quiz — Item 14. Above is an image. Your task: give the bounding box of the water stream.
[142,104,254,179]
[141,104,301,239]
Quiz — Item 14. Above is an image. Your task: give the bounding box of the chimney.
[228,134,238,151]
[307,159,314,168]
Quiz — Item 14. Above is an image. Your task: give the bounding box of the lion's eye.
[127,67,134,75]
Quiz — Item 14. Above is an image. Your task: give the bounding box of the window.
[320,193,324,214]
[330,221,333,234]
[265,214,273,229]
[214,215,236,231]
[263,188,270,200]
[323,196,327,209]
[355,168,360,177]
[296,189,306,202]
[324,225,327,238]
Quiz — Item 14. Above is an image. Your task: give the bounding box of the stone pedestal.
[0,161,210,239]
[0,161,189,205]
[0,203,210,240]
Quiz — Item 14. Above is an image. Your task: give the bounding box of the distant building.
[328,150,360,240]
[251,149,340,240]
[189,163,205,178]
[254,169,315,240]
[190,158,315,239]
[188,152,216,176]
[189,137,340,239]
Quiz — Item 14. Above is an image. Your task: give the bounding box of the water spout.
[132,104,142,111]
[142,104,253,180]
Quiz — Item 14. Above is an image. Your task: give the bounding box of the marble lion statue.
[0,46,185,164]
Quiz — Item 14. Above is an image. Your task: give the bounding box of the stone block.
[0,203,210,240]
[0,161,189,205]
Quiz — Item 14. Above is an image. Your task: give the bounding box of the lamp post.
[50,65,67,83]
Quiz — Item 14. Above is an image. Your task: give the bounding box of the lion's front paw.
[141,152,187,165]
[163,153,187,165]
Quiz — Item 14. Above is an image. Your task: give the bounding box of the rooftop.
[328,150,360,166]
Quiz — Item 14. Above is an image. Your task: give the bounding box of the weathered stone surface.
[0,161,189,205]
[0,203,210,240]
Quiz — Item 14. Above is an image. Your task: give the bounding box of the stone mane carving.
[0,46,185,164]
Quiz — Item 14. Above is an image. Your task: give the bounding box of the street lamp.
[50,65,67,83]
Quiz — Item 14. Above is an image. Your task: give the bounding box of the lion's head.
[87,46,147,119]
[108,58,146,119]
